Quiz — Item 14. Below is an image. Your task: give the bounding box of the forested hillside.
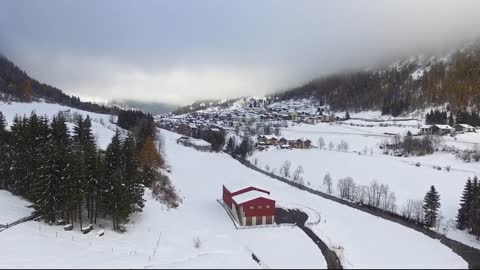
[0,54,154,131]
[273,42,480,116]
[0,55,116,114]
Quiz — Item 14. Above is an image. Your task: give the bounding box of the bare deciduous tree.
[293,165,304,184]
[323,173,333,194]
[337,177,356,200]
[401,199,424,223]
[279,160,291,178]
[328,141,334,150]
[318,137,325,149]
[337,140,349,152]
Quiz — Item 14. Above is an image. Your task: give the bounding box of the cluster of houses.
[420,124,477,136]
[256,135,312,150]
[222,184,276,226]
[156,99,336,137]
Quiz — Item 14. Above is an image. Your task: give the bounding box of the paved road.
[275,208,343,269]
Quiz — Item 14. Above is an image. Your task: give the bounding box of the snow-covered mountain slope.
[0,101,120,149]
[0,128,467,268]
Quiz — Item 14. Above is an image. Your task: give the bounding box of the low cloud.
[1,0,479,104]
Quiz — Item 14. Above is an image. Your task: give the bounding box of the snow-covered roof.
[223,183,267,193]
[420,125,432,129]
[455,124,475,129]
[232,190,273,205]
[189,138,211,147]
[434,124,453,129]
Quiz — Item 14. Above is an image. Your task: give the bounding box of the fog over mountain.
[1,0,480,105]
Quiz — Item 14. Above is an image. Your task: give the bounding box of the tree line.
[425,108,480,127]
[226,136,255,159]
[0,110,166,231]
[0,55,160,129]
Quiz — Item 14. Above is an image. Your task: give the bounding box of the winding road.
[232,154,480,268]
[275,208,343,269]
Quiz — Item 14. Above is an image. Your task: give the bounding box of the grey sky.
[1,0,480,105]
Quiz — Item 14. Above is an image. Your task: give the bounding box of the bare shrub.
[152,174,182,209]
[193,237,202,249]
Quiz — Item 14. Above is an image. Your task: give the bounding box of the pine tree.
[457,178,473,230]
[10,115,30,196]
[104,130,129,230]
[236,137,253,159]
[345,111,350,120]
[122,134,145,213]
[33,114,71,223]
[0,111,10,189]
[423,185,441,227]
[226,137,236,153]
[82,116,101,223]
[71,115,87,228]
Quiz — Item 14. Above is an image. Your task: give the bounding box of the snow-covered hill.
[0,101,121,149]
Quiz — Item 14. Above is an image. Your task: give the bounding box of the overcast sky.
[1,0,480,105]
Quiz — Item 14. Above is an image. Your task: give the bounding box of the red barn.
[223,184,275,226]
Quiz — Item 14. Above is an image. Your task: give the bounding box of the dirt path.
[232,155,480,269]
[275,208,343,269]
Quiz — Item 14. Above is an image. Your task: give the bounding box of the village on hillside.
[157,98,480,154]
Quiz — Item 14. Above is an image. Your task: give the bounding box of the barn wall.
[241,197,275,217]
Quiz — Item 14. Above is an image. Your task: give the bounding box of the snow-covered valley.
[0,127,468,268]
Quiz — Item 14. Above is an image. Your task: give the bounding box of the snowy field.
[251,148,469,222]
[0,101,119,149]
[251,120,480,249]
[0,190,32,224]
[0,128,467,268]
[159,130,465,268]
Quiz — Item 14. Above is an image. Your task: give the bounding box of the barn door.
[245,216,252,226]
[266,216,273,224]
[256,216,262,225]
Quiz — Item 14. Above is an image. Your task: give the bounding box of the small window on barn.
[250,206,254,209]
[258,206,263,209]
[266,205,270,209]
